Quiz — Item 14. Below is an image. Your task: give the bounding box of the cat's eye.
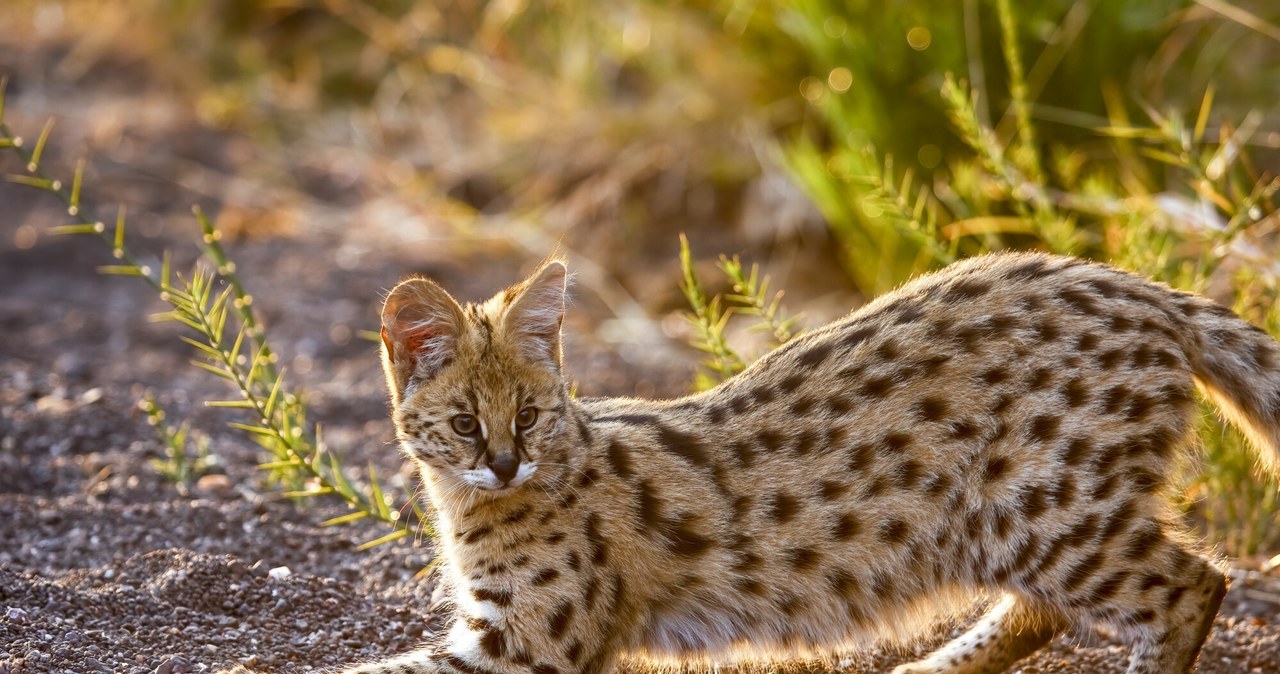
[515,407,538,429]
[451,414,480,436]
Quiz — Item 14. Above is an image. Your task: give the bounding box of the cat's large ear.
[380,277,465,405]
[501,259,568,370]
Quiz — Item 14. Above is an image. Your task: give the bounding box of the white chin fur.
[459,463,537,491]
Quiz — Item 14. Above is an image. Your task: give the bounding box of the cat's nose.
[487,453,519,484]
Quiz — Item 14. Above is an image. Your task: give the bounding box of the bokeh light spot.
[800,77,825,102]
[907,26,932,51]
[828,67,853,93]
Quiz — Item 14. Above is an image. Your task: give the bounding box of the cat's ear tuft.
[380,277,464,404]
[503,259,568,369]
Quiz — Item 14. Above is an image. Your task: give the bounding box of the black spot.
[565,641,583,665]
[532,568,560,586]
[768,492,799,523]
[1028,415,1061,443]
[1063,552,1105,591]
[463,526,494,544]
[788,397,816,416]
[916,397,948,422]
[606,440,633,480]
[1140,574,1169,591]
[924,473,953,497]
[664,518,714,557]
[1062,379,1089,407]
[875,342,900,361]
[545,531,567,545]
[950,419,979,439]
[634,481,665,533]
[733,577,767,596]
[750,385,776,405]
[1004,257,1052,281]
[878,519,910,544]
[758,430,785,453]
[1059,287,1101,315]
[480,626,506,658]
[797,341,836,369]
[728,394,752,415]
[779,373,806,394]
[895,305,925,324]
[842,326,877,350]
[879,432,912,455]
[786,546,822,571]
[1102,385,1130,414]
[577,468,600,489]
[1087,570,1129,603]
[944,278,993,302]
[992,394,1013,415]
[833,513,860,540]
[820,480,849,501]
[983,456,1009,482]
[705,405,727,425]
[548,601,574,639]
[1110,315,1135,332]
[1019,486,1048,520]
[848,442,875,472]
[1083,277,1122,298]
[585,514,608,565]
[827,396,854,415]
[859,375,896,398]
[1037,320,1060,343]
[1125,393,1155,422]
[655,424,710,467]
[793,429,820,455]
[1062,438,1092,465]
[982,367,1009,385]
[1028,367,1053,391]
[826,570,859,598]
[1076,333,1099,352]
[472,587,512,607]
[731,440,755,469]
[892,459,923,490]
[1152,349,1182,369]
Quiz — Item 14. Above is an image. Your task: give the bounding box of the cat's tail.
[1182,296,1280,477]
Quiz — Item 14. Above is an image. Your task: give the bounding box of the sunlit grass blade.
[27,118,54,172]
[48,224,100,236]
[205,399,256,409]
[190,359,235,380]
[322,511,370,527]
[68,158,84,215]
[357,528,409,551]
[369,462,390,519]
[7,174,58,190]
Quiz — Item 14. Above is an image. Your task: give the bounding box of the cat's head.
[379,260,573,501]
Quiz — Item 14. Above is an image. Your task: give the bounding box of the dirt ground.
[3,39,1280,674]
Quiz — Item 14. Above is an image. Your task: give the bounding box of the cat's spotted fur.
[255,252,1280,674]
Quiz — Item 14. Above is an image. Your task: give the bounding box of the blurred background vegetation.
[3,0,1280,555]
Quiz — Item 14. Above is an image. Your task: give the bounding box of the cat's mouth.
[458,463,538,493]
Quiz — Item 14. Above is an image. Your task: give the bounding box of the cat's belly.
[633,594,857,658]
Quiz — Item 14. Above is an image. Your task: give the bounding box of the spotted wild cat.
[242,252,1280,674]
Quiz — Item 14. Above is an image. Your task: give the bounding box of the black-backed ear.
[380,277,465,405]
[502,260,568,370]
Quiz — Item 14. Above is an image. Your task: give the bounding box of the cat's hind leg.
[891,594,1065,674]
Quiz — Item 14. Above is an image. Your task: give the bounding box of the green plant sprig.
[679,233,746,388]
[141,394,216,494]
[718,255,801,348]
[0,79,427,549]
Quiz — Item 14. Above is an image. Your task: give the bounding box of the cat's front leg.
[343,609,593,674]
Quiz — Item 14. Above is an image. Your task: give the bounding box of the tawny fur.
[236,252,1280,674]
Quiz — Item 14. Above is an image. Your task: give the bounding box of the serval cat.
[243,252,1280,674]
